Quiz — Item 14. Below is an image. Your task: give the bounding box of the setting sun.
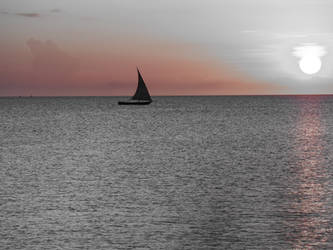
[299,56,322,75]
[293,44,326,76]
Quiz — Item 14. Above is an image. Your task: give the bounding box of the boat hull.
[118,101,152,105]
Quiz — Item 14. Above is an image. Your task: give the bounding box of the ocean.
[0,96,332,249]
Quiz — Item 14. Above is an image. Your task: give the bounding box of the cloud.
[26,38,79,81]
[0,11,41,18]
[16,13,40,18]
[50,9,61,13]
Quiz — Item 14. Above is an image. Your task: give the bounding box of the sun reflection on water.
[285,97,332,249]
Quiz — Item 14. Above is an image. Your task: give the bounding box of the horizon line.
[1,94,333,98]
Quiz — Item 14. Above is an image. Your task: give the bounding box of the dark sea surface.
[0,96,332,249]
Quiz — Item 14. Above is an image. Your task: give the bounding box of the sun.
[293,44,326,75]
[299,56,322,75]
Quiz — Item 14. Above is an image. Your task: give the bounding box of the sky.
[0,0,333,96]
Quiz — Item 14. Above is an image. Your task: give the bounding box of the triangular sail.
[131,69,152,101]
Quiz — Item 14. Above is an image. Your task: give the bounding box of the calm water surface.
[0,96,332,249]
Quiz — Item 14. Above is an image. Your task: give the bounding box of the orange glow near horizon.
[0,38,281,96]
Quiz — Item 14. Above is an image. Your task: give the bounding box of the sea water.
[0,96,332,249]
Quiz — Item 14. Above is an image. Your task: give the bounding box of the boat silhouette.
[118,68,152,105]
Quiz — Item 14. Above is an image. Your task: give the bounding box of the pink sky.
[1,0,332,96]
[0,37,280,96]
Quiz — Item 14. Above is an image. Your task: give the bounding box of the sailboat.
[118,68,152,105]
